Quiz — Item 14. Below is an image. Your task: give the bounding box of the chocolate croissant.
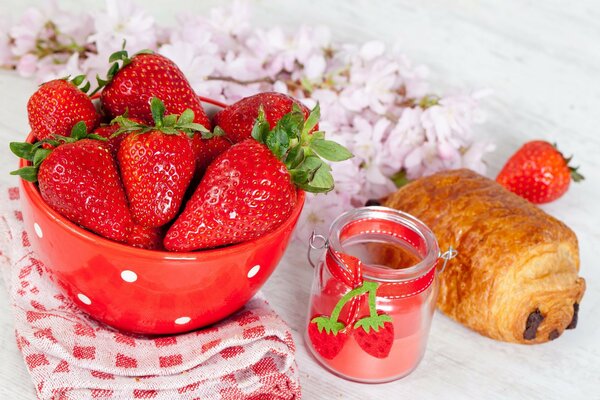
[381,169,585,344]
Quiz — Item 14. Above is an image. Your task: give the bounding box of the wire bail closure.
[438,246,457,274]
[308,231,328,268]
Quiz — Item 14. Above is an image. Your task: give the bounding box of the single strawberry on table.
[496,140,584,204]
[28,76,100,142]
[164,103,352,251]
[10,122,133,243]
[112,97,210,228]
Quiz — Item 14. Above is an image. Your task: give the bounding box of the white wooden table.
[1,0,599,398]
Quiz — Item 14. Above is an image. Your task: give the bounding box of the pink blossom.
[0,0,493,242]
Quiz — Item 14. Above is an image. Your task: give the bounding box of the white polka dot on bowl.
[34,222,43,238]
[247,264,261,278]
[175,316,191,325]
[120,270,138,283]
[77,293,91,305]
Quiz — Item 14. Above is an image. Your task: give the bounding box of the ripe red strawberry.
[213,92,315,144]
[164,139,296,250]
[496,140,584,204]
[164,104,351,251]
[92,124,120,154]
[10,122,133,242]
[308,315,348,360]
[97,49,215,173]
[27,78,100,141]
[113,98,204,227]
[191,132,231,176]
[99,51,211,129]
[127,224,164,250]
[353,312,394,358]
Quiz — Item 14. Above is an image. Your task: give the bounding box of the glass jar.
[305,206,454,383]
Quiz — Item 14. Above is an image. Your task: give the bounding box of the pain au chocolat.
[381,169,585,344]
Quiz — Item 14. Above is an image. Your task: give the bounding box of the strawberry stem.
[353,284,393,333]
[9,121,106,182]
[329,281,377,323]
[250,102,353,193]
[111,97,210,138]
[367,285,378,318]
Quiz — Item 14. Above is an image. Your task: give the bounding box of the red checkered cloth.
[0,187,301,400]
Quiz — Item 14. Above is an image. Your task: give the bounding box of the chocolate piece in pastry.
[382,169,585,344]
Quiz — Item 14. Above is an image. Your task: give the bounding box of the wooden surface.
[1,0,599,398]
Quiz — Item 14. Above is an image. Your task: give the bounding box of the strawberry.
[27,77,100,142]
[496,140,584,204]
[190,130,231,177]
[308,315,348,360]
[92,124,121,155]
[164,104,353,251]
[10,122,133,242]
[92,117,146,158]
[112,98,208,228]
[213,92,315,144]
[96,48,217,174]
[353,312,394,358]
[127,224,164,250]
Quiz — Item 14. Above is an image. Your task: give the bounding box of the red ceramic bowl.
[19,97,305,334]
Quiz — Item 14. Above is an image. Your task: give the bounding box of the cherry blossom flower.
[0,0,493,240]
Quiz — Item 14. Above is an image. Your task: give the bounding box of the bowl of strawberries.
[11,48,351,334]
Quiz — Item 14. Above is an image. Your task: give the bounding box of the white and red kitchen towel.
[0,186,301,400]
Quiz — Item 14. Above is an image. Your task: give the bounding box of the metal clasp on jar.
[307,231,329,268]
[438,246,458,273]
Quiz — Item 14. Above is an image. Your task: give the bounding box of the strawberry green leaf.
[80,81,91,94]
[391,169,409,188]
[311,130,325,140]
[177,122,210,133]
[311,316,345,335]
[302,103,320,137]
[86,134,108,142]
[570,166,585,182]
[213,126,226,137]
[295,182,332,193]
[160,126,178,135]
[310,164,334,190]
[109,50,128,63]
[163,114,178,127]
[310,139,353,161]
[71,75,85,86]
[10,166,38,182]
[353,313,393,334]
[33,148,52,167]
[95,74,108,88]
[265,128,290,159]
[251,107,270,143]
[285,145,305,169]
[177,109,195,125]
[106,62,119,80]
[289,169,309,183]
[150,97,165,127]
[275,109,304,140]
[134,49,154,56]
[71,121,88,140]
[10,142,35,161]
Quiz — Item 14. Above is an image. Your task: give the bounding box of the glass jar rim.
[327,206,440,282]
